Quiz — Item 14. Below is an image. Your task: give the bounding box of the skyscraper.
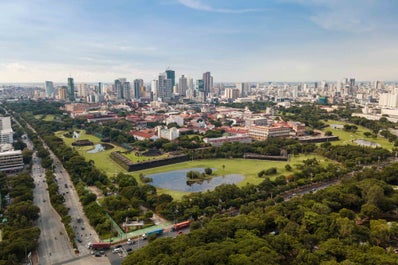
[157,73,173,101]
[45,81,54,98]
[166,69,175,89]
[133,79,144,99]
[115,78,131,100]
[98,82,103,95]
[202,71,213,101]
[178,75,188,96]
[67,77,75,101]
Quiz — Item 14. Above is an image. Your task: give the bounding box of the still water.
[148,168,245,192]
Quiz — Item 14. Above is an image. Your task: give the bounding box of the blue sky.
[0,0,397,83]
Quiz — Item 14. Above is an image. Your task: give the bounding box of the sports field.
[322,120,394,150]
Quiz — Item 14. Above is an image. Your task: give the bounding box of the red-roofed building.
[130,130,158,141]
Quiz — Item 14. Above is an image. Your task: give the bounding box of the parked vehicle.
[171,220,191,231]
[142,228,163,239]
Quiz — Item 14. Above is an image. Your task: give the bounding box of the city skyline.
[1,0,398,83]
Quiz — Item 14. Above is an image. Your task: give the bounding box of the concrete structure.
[249,125,291,141]
[287,121,306,136]
[157,126,179,141]
[0,117,13,144]
[166,115,184,127]
[203,135,252,147]
[0,150,24,172]
[245,117,268,128]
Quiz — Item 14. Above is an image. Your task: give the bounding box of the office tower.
[67,77,75,101]
[115,78,131,100]
[0,116,13,145]
[188,77,194,91]
[151,79,158,100]
[202,71,212,100]
[58,86,68,100]
[45,81,54,98]
[77,83,88,98]
[166,69,175,89]
[157,73,173,101]
[98,82,103,95]
[178,75,188,96]
[224,88,239,100]
[133,79,144,99]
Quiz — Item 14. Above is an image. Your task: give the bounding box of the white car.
[112,247,122,254]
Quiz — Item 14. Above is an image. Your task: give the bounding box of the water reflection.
[148,168,245,192]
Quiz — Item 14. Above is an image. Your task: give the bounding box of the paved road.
[20,124,110,265]
[32,153,73,264]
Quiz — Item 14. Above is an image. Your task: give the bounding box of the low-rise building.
[0,150,24,172]
[157,126,180,141]
[203,135,252,147]
[249,125,291,141]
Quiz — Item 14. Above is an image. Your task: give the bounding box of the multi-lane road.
[23,129,110,265]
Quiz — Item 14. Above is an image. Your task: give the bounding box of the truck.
[87,242,111,250]
[142,228,163,240]
[171,220,191,231]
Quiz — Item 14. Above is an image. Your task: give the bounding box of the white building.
[0,117,13,144]
[157,126,179,141]
[0,150,24,172]
[166,115,184,127]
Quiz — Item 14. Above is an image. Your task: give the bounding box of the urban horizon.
[1,1,398,83]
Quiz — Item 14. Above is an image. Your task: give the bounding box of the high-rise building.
[77,83,88,98]
[157,73,173,101]
[151,79,158,100]
[166,69,175,89]
[0,117,13,144]
[45,81,54,98]
[133,79,144,99]
[58,86,68,100]
[115,78,131,100]
[98,82,103,95]
[202,72,212,101]
[178,75,188,96]
[67,77,75,101]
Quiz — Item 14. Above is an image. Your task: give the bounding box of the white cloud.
[177,0,268,13]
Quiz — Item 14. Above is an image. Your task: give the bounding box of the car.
[126,248,132,252]
[115,245,123,249]
[112,248,121,254]
[99,250,105,255]
[94,253,102,257]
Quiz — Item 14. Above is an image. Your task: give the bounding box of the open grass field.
[123,152,169,163]
[34,114,55,121]
[132,154,332,200]
[55,130,127,176]
[55,130,334,200]
[322,120,394,150]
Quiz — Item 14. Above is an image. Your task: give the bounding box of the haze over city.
[1,0,398,83]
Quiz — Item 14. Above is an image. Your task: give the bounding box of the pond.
[148,168,245,192]
[354,139,381,148]
[87,144,105,153]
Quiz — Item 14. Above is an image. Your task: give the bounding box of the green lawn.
[34,114,55,121]
[55,130,127,176]
[55,130,334,201]
[123,152,169,163]
[323,120,394,150]
[132,154,332,200]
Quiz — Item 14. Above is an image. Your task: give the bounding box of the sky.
[0,0,398,83]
